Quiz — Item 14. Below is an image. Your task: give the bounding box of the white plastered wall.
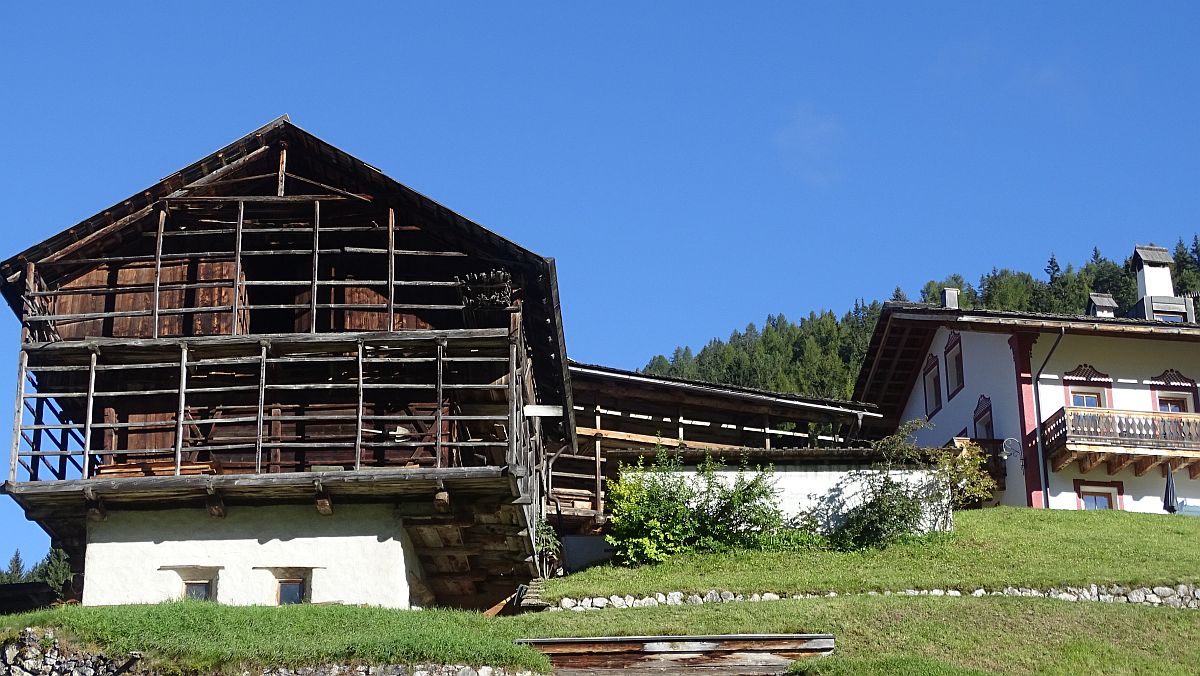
[83,503,425,607]
[897,327,1026,506]
[1031,334,1200,514]
[677,464,941,527]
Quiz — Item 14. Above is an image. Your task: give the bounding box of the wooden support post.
[677,406,684,442]
[255,344,267,474]
[231,201,244,335]
[276,146,287,196]
[9,349,27,483]
[310,201,320,333]
[508,340,518,468]
[206,485,226,519]
[82,351,96,479]
[152,208,166,338]
[315,479,332,515]
[355,341,364,470]
[435,339,445,468]
[594,400,603,513]
[174,343,188,476]
[764,415,772,451]
[30,397,44,481]
[386,208,395,331]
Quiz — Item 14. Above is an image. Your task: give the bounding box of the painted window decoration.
[923,354,942,417]
[1063,364,1112,409]
[1074,480,1123,511]
[973,395,994,439]
[944,332,965,400]
[278,579,306,605]
[184,581,212,601]
[1148,369,1197,414]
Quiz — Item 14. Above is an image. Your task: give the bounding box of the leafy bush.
[808,419,996,550]
[827,475,924,551]
[605,450,785,565]
[605,452,698,565]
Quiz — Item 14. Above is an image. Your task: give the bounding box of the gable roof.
[0,116,577,442]
[853,301,1200,436]
[1133,244,1173,267]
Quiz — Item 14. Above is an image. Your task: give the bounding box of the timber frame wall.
[10,197,543,488]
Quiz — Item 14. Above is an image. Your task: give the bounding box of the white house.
[855,245,1200,515]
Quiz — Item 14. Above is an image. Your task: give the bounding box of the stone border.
[2,629,541,676]
[548,583,1200,612]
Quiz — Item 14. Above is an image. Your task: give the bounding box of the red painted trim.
[1010,332,1042,508]
[1072,479,1126,511]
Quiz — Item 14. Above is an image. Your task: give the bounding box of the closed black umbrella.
[1164,463,1178,514]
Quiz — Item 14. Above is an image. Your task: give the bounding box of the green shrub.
[605,452,697,565]
[605,450,785,564]
[827,475,924,551]
[755,527,829,552]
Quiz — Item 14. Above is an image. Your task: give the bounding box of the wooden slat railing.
[1042,406,1200,453]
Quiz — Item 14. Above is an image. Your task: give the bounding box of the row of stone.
[549,582,1200,612]
[2,629,539,676]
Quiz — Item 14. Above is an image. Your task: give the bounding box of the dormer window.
[944,332,964,400]
[923,354,942,418]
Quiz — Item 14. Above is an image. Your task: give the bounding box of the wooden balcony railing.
[1042,406,1200,453]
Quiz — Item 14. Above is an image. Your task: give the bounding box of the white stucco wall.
[677,464,942,528]
[83,503,424,608]
[1031,334,1200,515]
[897,327,1025,506]
[893,327,1200,514]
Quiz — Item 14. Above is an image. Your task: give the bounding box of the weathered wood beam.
[206,492,226,519]
[1050,448,1077,472]
[315,490,333,515]
[1106,454,1135,476]
[1078,452,1107,475]
[1134,455,1162,477]
[575,426,750,453]
[433,490,451,514]
[276,146,287,196]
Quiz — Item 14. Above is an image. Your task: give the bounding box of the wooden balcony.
[1042,406,1200,479]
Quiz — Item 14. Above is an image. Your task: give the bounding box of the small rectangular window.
[946,345,964,398]
[278,580,306,605]
[1156,312,1186,323]
[1081,491,1114,510]
[923,357,942,417]
[1160,397,1188,413]
[1071,391,1102,408]
[184,581,212,601]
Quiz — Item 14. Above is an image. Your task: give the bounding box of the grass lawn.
[5,596,1200,674]
[546,506,1200,600]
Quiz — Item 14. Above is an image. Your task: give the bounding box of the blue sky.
[2,2,1199,560]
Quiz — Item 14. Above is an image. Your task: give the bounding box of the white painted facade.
[895,325,1200,515]
[83,504,425,608]
[677,464,942,529]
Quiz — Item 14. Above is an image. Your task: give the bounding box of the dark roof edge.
[879,301,1200,336]
[568,360,881,418]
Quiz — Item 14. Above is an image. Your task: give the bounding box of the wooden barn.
[0,117,574,609]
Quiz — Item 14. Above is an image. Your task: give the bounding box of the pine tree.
[1044,254,1061,282]
[3,550,25,583]
[890,286,908,302]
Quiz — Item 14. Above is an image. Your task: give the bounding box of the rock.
[609,595,626,608]
[624,595,635,607]
[571,605,585,612]
[929,589,945,597]
[1146,593,1161,605]
[686,594,703,605]
[643,596,659,607]
[1165,596,1184,608]
[655,592,667,603]
[761,592,780,601]
[1153,586,1176,598]
[883,590,893,596]
[1099,594,1114,603]
[1055,592,1078,602]
[559,597,576,609]
[478,668,493,676]
[971,588,986,597]
[455,668,478,676]
[749,593,761,602]
[667,592,683,605]
[904,589,918,596]
[720,591,735,602]
[592,597,609,609]
[580,597,593,608]
[703,590,721,603]
[1128,589,1146,604]
[947,590,961,597]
